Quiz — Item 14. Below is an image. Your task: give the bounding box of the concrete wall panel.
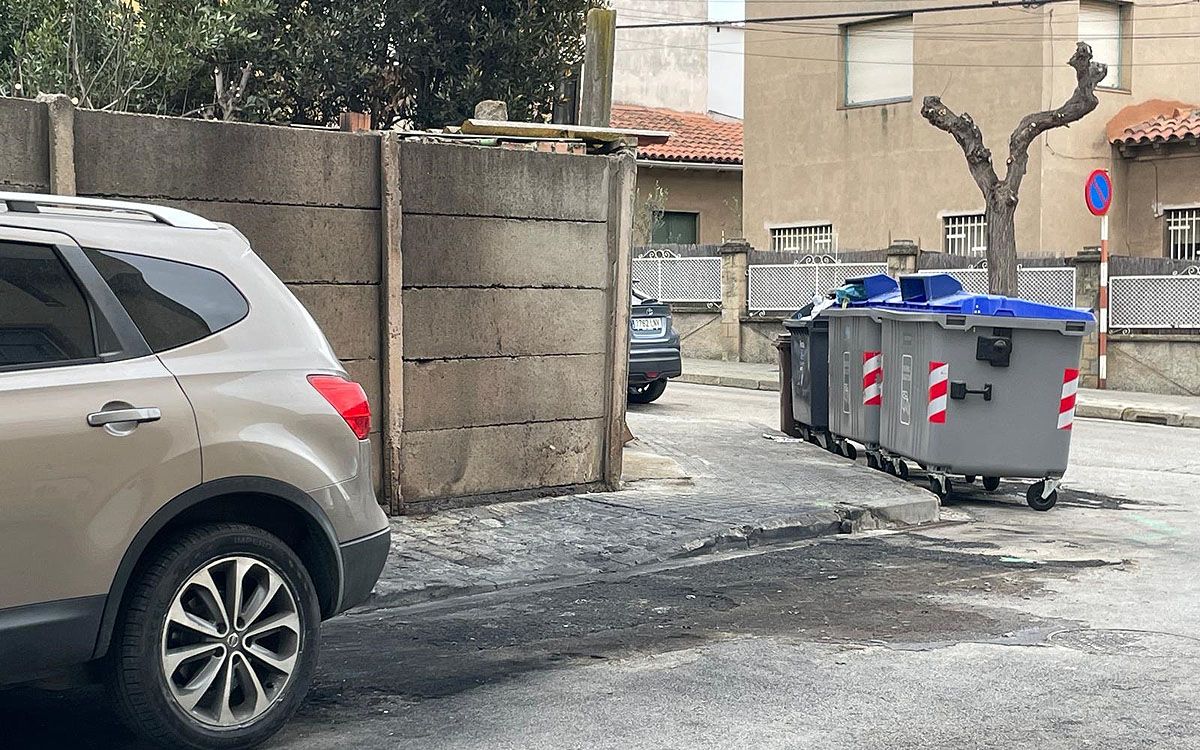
[402,418,606,500]
[402,215,609,289]
[289,283,380,361]
[674,310,723,360]
[400,141,609,221]
[404,354,606,431]
[75,110,379,207]
[403,288,609,359]
[1109,336,1200,396]
[0,97,50,192]
[168,200,380,283]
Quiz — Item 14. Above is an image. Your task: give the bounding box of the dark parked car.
[628,289,682,403]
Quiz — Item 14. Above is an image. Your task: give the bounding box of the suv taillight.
[308,375,371,439]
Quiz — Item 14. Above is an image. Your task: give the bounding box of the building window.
[1078,2,1126,89]
[771,224,836,254]
[843,16,913,107]
[651,210,699,244]
[1166,208,1200,260]
[943,213,987,256]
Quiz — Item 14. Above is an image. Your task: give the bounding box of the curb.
[680,372,1198,429]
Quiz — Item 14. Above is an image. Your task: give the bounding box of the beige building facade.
[743,0,1200,258]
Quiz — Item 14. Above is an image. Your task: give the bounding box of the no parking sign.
[1085,169,1113,217]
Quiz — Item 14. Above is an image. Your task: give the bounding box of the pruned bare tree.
[921,42,1107,295]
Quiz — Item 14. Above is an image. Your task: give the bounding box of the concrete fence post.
[379,133,405,514]
[1070,248,1102,388]
[603,150,637,489]
[35,93,76,195]
[718,238,751,362]
[886,239,920,277]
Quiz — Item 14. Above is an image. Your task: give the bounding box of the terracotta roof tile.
[610,104,743,164]
[1109,99,1200,146]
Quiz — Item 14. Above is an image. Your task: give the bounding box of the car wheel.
[108,522,320,750]
[628,379,668,404]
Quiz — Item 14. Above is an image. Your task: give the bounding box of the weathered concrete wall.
[636,164,742,245]
[674,309,723,360]
[0,97,50,192]
[2,98,634,511]
[1119,153,1200,258]
[397,142,628,504]
[741,319,785,364]
[1109,335,1200,396]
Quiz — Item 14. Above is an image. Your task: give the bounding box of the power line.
[615,0,1076,29]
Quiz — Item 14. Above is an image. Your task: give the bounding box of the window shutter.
[1078,2,1121,88]
[845,17,914,105]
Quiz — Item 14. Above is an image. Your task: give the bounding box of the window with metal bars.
[1166,208,1200,260]
[770,224,835,253]
[942,213,987,256]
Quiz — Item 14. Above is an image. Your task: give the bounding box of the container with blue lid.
[875,273,1096,510]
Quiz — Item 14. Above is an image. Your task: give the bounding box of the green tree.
[0,0,598,129]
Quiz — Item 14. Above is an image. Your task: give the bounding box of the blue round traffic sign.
[1085,169,1112,216]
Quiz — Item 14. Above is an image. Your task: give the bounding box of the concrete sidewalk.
[678,357,1200,428]
[371,385,939,610]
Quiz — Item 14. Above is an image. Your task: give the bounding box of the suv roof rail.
[0,192,218,230]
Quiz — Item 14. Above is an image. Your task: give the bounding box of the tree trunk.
[985,193,1018,296]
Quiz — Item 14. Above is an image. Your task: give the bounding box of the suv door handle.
[87,407,162,427]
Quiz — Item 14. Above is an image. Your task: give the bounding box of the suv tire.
[107,523,321,750]
[628,379,668,404]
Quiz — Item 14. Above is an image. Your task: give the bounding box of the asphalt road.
[5,383,1199,749]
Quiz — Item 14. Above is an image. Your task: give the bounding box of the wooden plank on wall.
[402,215,609,289]
[73,110,380,207]
[401,418,606,500]
[403,354,607,431]
[399,141,609,221]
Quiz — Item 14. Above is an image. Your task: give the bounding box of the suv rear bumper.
[628,345,682,385]
[337,527,390,613]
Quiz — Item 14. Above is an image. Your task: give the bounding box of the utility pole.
[579,7,616,127]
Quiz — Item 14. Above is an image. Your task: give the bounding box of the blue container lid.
[884,273,1095,322]
[834,274,900,306]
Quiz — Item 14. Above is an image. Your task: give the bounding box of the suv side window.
[0,242,97,367]
[85,249,249,353]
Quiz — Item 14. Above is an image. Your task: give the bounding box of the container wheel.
[982,476,1001,492]
[1026,481,1058,512]
[866,454,879,470]
[843,443,858,460]
[928,475,950,499]
[896,461,910,480]
[963,475,977,484]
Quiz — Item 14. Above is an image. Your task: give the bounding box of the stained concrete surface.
[4,385,1198,749]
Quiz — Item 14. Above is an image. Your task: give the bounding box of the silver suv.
[0,193,390,749]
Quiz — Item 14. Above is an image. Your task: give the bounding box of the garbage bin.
[823,274,901,466]
[877,273,1096,510]
[782,305,830,446]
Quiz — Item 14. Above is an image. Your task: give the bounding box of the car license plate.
[632,317,663,331]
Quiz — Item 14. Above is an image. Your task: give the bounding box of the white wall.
[613,0,710,112]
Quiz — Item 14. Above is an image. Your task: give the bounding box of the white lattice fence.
[1110,274,1200,329]
[631,257,721,303]
[939,267,1076,307]
[748,262,888,312]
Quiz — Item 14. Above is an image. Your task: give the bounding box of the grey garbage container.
[877,273,1096,510]
[823,274,900,467]
[782,306,830,446]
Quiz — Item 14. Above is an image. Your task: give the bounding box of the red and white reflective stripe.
[928,361,949,423]
[1058,368,1080,430]
[862,350,883,406]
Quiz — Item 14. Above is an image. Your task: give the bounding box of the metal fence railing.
[748,262,888,312]
[631,256,721,303]
[1110,274,1200,329]
[747,264,1077,313]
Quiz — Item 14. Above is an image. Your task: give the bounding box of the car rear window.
[0,242,97,367]
[85,249,248,353]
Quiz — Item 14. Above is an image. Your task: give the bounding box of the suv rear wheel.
[628,379,668,404]
[108,523,320,750]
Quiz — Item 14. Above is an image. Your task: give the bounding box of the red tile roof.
[1109,99,1200,146]
[610,104,743,165]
